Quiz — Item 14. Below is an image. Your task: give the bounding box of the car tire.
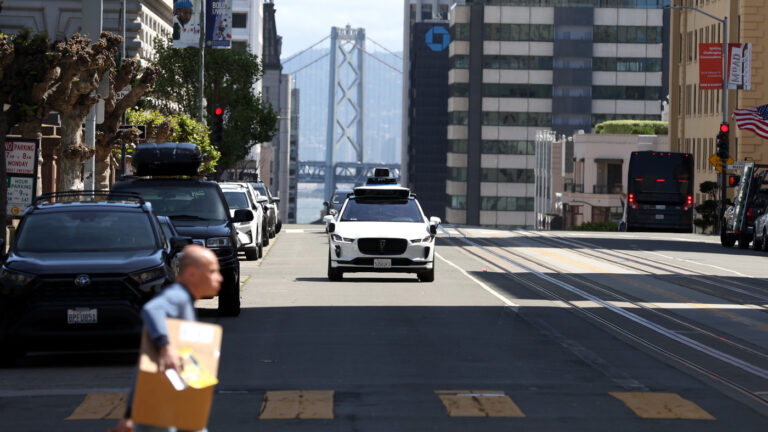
[720,226,736,247]
[762,229,768,252]
[327,253,343,281]
[418,263,435,282]
[217,270,241,317]
[245,246,258,261]
[754,230,764,251]
[738,233,751,249]
[276,220,282,233]
[258,242,264,259]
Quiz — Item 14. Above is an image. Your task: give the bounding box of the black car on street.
[0,191,188,365]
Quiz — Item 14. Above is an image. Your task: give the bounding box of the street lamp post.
[668,5,728,234]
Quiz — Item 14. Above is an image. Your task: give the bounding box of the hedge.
[594,120,668,135]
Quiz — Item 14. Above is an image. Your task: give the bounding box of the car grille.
[30,274,142,303]
[341,258,418,266]
[357,238,408,255]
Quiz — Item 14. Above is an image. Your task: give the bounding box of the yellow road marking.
[533,247,612,274]
[436,390,525,418]
[610,392,715,420]
[259,390,334,420]
[66,392,127,420]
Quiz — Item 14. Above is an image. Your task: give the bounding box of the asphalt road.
[1,225,768,431]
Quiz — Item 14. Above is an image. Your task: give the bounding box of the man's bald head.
[176,245,222,299]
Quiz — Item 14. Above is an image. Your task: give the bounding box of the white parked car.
[323,172,441,282]
[220,183,264,260]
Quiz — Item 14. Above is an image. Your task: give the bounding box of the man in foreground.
[111,244,223,432]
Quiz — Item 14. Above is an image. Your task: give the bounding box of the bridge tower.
[324,25,366,200]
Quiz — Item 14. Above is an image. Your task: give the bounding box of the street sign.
[5,138,39,218]
[709,153,734,172]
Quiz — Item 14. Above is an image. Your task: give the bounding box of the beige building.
[669,0,768,205]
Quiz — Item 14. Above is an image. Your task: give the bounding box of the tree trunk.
[57,111,90,191]
[94,144,111,190]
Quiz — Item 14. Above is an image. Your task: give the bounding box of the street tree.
[94,61,159,189]
[0,30,59,236]
[148,37,277,173]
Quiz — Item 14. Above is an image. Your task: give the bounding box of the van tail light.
[628,193,638,210]
[747,208,754,223]
[682,194,693,212]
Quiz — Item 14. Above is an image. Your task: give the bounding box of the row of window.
[475,0,669,7]
[449,140,536,155]
[448,168,535,183]
[451,24,662,44]
[448,195,535,212]
[484,112,552,126]
[450,84,660,101]
[452,55,661,73]
[592,85,662,100]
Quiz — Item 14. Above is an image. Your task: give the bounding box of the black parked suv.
[721,164,768,249]
[0,191,188,365]
[112,142,252,317]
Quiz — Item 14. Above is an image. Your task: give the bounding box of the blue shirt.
[142,282,197,349]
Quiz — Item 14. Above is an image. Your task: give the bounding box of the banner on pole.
[206,0,232,49]
[727,43,752,90]
[172,0,202,48]
[699,43,722,90]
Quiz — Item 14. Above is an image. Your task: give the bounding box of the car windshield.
[341,199,424,222]
[333,191,349,203]
[250,183,268,197]
[115,184,228,221]
[223,191,250,209]
[16,210,157,252]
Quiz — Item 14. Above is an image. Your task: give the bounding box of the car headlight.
[207,237,232,248]
[0,267,34,288]
[331,234,354,243]
[130,267,166,285]
[410,236,433,244]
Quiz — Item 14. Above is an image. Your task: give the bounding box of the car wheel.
[258,242,264,259]
[754,230,763,251]
[418,262,435,282]
[217,270,241,317]
[738,232,751,249]
[327,253,343,281]
[245,246,258,261]
[763,229,768,252]
[275,220,282,233]
[720,226,736,247]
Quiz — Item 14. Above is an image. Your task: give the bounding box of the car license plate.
[68,308,97,324]
[373,259,391,269]
[656,205,666,210]
[655,214,664,220]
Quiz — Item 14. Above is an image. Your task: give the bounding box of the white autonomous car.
[323,170,441,282]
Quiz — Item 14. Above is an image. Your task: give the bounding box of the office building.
[446,0,669,228]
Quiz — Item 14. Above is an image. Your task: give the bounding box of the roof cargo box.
[133,142,202,176]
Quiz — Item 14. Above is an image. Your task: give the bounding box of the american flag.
[732,104,768,139]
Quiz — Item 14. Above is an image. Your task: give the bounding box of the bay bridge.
[283,25,402,201]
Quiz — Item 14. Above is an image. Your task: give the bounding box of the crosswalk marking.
[436,390,525,418]
[66,392,127,420]
[610,392,716,420]
[259,390,334,419]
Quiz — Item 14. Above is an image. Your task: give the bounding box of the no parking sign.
[5,138,39,218]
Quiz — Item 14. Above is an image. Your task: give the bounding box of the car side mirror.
[323,215,335,233]
[232,208,254,223]
[323,201,329,208]
[330,209,338,216]
[429,217,441,236]
[170,236,192,251]
[272,197,280,203]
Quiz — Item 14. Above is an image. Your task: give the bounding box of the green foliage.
[594,120,668,135]
[148,37,277,172]
[569,221,619,231]
[126,108,220,174]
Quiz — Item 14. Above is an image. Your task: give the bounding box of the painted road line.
[436,253,519,309]
[285,229,305,233]
[610,392,716,420]
[436,390,525,418]
[259,390,334,420]
[66,392,127,420]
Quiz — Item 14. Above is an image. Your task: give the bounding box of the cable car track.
[443,230,768,412]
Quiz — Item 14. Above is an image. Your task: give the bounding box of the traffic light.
[727,174,741,187]
[716,122,729,159]
[212,107,224,144]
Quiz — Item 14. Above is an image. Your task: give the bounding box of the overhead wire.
[282,35,330,64]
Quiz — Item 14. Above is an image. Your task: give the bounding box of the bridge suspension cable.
[366,36,402,60]
[282,35,330,64]
[285,52,330,75]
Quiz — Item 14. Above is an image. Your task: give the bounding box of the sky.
[273,0,405,59]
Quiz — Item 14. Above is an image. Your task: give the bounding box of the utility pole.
[199,2,206,124]
[82,0,103,191]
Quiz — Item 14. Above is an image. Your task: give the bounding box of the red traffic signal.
[727,175,740,187]
[215,107,223,116]
[719,123,729,133]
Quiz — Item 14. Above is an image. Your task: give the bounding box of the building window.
[484,24,553,42]
[592,86,662,100]
[480,197,534,212]
[481,168,535,183]
[232,13,247,29]
[482,112,552,127]
[481,140,535,155]
[449,167,467,181]
[450,111,469,125]
[483,84,552,98]
[594,26,663,44]
[593,57,661,72]
[483,55,552,70]
[451,55,470,69]
[449,195,467,210]
[231,41,248,51]
[449,83,469,97]
[450,24,470,41]
[449,140,468,153]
